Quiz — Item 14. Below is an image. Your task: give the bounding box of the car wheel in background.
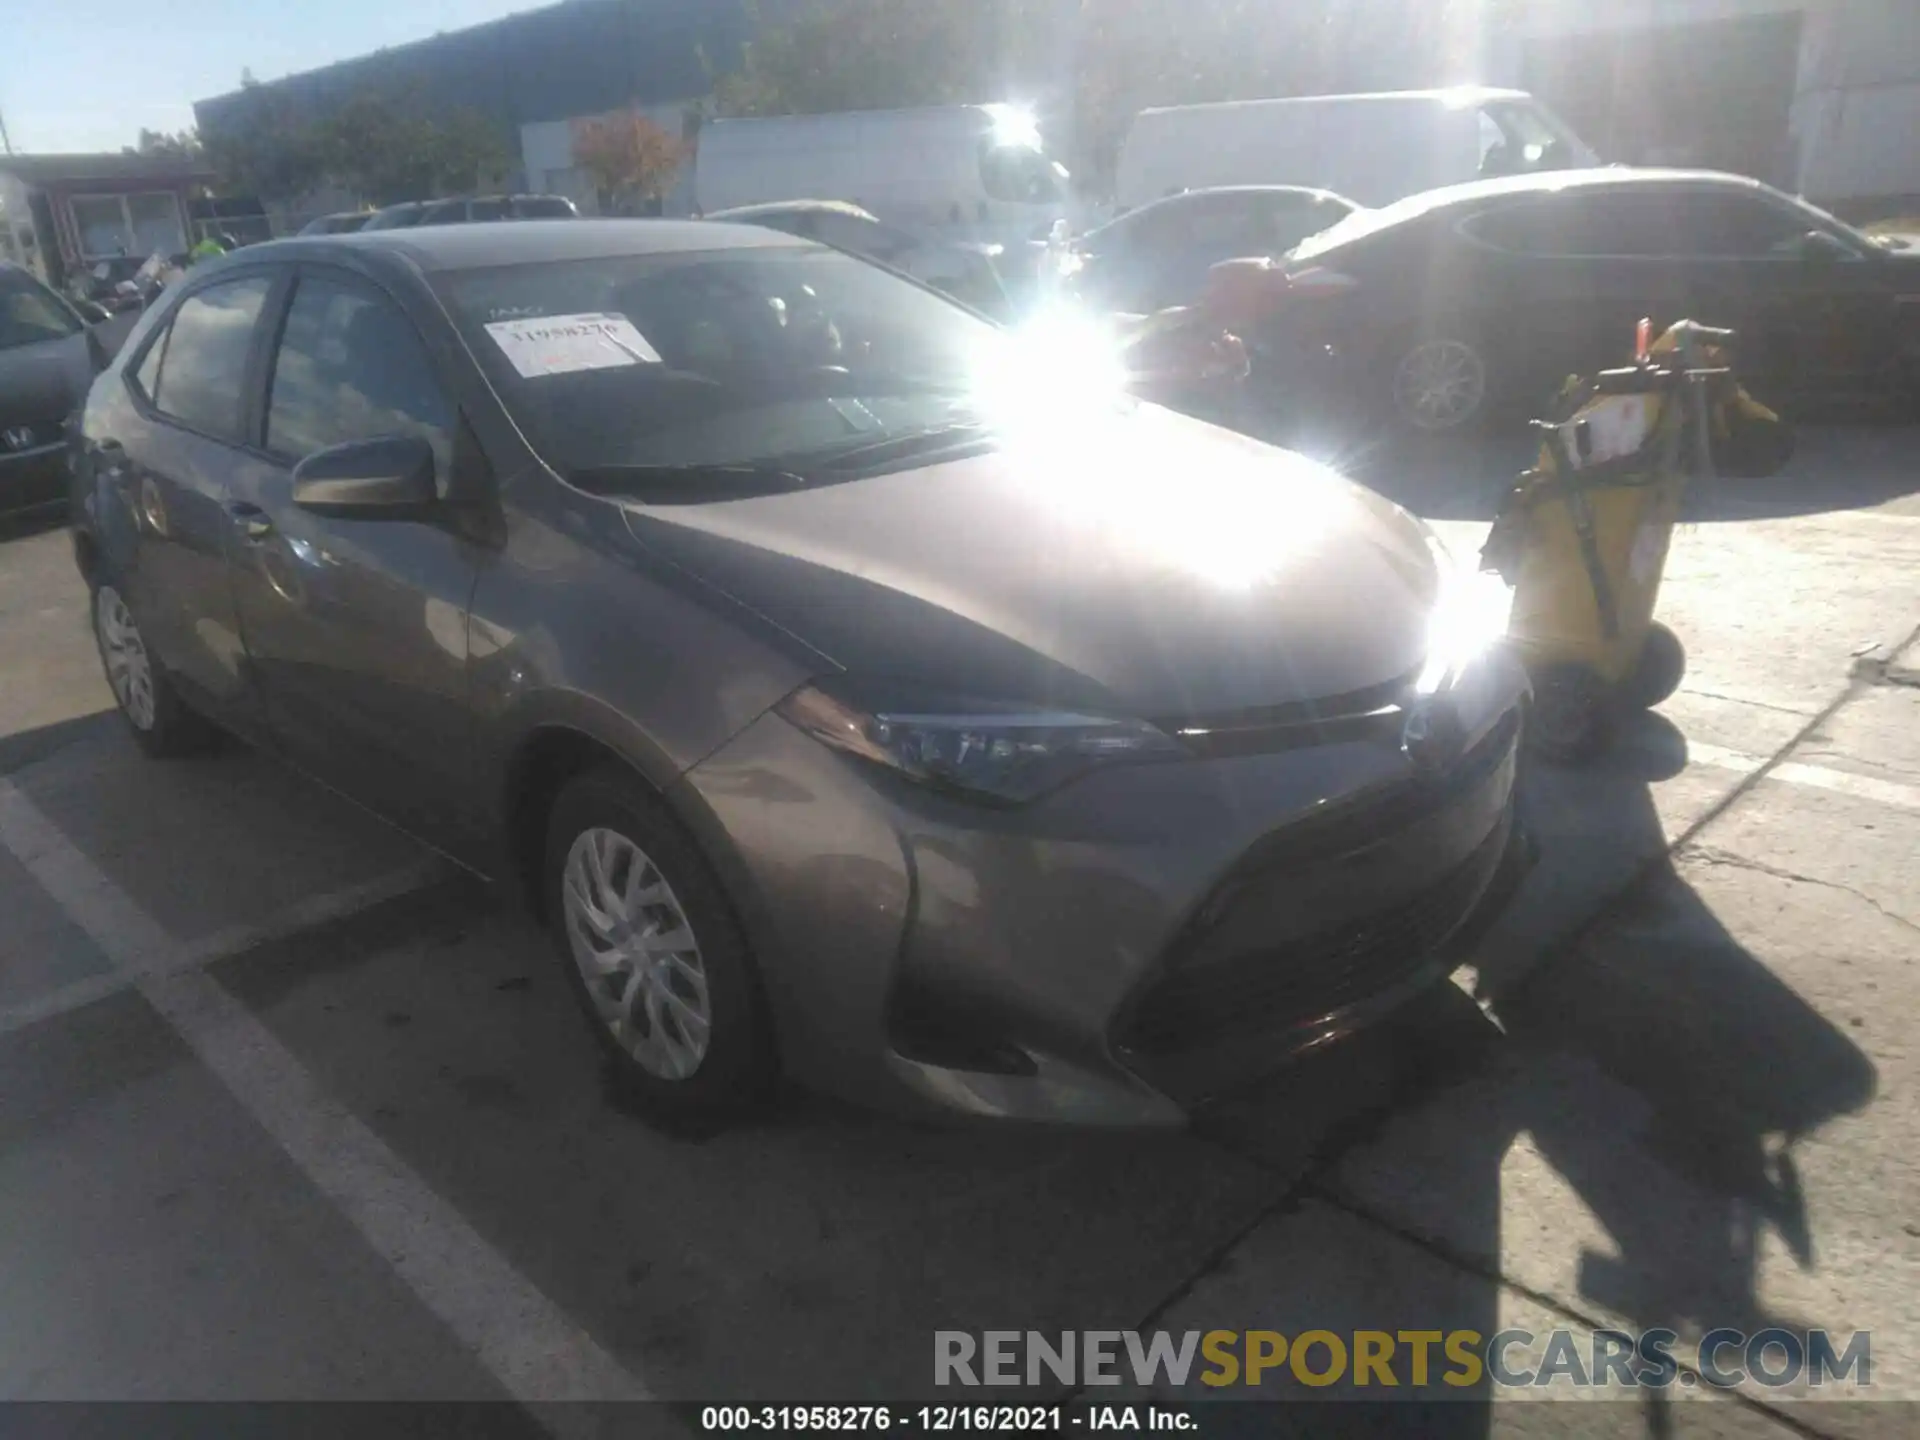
[91,582,220,758]
[1389,330,1492,435]
[543,766,774,1120]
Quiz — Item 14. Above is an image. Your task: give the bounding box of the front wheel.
[543,767,775,1120]
[92,583,219,758]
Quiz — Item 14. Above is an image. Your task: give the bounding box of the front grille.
[1160,669,1419,760]
[1118,812,1510,1055]
[1228,706,1520,877]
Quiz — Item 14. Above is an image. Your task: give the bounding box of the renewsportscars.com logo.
[935,1329,1872,1391]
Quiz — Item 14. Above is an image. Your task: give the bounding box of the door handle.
[228,501,274,542]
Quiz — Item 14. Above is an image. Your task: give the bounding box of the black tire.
[1623,623,1686,710]
[90,581,221,759]
[1385,327,1494,437]
[542,766,774,1119]
[1526,664,1616,764]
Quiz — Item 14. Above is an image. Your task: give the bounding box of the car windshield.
[1787,191,1880,252]
[0,268,83,351]
[441,245,1047,480]
[1289,190,1436,260]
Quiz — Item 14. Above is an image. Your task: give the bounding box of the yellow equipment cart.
[1480,321,1789,761]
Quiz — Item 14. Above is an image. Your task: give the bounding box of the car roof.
[1136,87,1537,119]
[197,218,809,277]
[1293,167,1787,254]
[707,200,880,224]
[1362,166,1769,221]
[1083,185,1357,242]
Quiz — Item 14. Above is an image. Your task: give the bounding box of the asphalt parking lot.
[1,422,1917,1437]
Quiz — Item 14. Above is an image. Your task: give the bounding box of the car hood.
[0,332,95,432]
[619,406,1441,722]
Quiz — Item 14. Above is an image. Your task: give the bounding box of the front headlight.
[1418,528,1513,694]
[776,684,1184,804]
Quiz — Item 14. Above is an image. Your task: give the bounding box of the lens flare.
[986,104,1042,152]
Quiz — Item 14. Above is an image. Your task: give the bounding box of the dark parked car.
[1275,168,1920,432]
[1063,186,1359,315]
[298,211,376,236]
[2,262,101,517]
[68,221,1530,1126]
[361,195,580,230]
[706,200,1019,318]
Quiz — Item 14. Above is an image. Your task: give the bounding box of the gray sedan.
[68,220,1531,1128]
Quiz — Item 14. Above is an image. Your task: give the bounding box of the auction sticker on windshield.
[484,312,661,377]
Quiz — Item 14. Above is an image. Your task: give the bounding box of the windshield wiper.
[567,462,812,504]
[796,419,997,475]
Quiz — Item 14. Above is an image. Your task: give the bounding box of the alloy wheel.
[561,827,712,1080]
[1394,338,1487,432]
[96,586,157,732]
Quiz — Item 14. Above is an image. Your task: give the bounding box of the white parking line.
[0,779,650,1419]
[1686,740,1920,812]
[0,855,453,1041]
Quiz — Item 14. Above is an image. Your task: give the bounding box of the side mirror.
[292,436,438,520]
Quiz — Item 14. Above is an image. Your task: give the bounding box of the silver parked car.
[68,221,1531,1127]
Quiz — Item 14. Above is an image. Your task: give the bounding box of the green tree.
[132,128,206,162]
[203,94,327,203]
[312,93,511,205]
[712,0,1055,118]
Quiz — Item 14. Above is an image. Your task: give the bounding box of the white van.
[1116,88,1598,212]
[695,104,1071,248]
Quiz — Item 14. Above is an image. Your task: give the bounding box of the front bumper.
[681,650,1531,1128]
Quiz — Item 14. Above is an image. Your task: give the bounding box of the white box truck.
[695,104,1072,248]
[1116,88,1598,212]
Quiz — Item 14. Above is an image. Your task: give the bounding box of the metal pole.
[0,100,15,154]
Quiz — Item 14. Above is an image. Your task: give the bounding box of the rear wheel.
[1526,664,1615,764]
[543,767,774,1120]
[1389,330,1491,435]
[1623,623,1686,711]
[91,583,219,758]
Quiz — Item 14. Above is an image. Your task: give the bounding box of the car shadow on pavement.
[1381,772,1867,1435]
[1183,712,1877,1436]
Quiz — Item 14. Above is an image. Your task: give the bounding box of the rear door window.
[513,196,576,219]
[265,275,454,476]
[143,275,273,441]
[1468,190,1818,259]
[468,198,512,221]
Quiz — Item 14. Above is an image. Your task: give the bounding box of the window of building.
[68,192,187,260]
